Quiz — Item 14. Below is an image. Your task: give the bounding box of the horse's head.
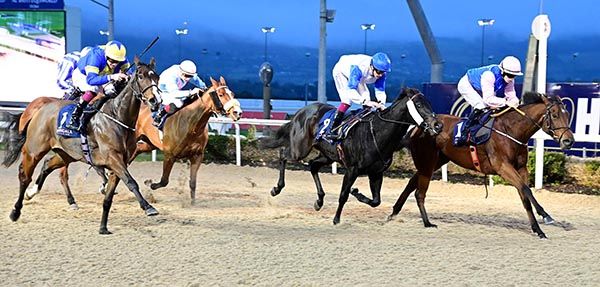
[206,76,242,121]
[397,87,442,136]
[130,56,162,112]
[536,93,574,150]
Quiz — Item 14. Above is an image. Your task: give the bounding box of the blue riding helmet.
[371,52,391,72]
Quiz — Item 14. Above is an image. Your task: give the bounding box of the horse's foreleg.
[415,173,436,228]
[271,147,288,197]
[309,154,332,211]
[349,171,383,208]
[498,166,547,238]
[10,151,39,222]
[109,158,158,217]
[99,172,119,235]
[188,153,204,204]
[518,167,554,224]
[333,169,359,225]
[388,173,419,221]
[145,156,175,190]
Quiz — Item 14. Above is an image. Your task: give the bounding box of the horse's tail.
[2,112,25,168]
[259,122,292,148]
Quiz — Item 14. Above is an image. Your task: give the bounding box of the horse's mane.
[521,91,561,107]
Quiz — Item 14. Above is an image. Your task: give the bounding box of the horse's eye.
[552,113,558,119]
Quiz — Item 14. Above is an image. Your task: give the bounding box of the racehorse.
[133,76,242,203]
[260,87,443,224]
[387,92,574,239]
[2,56,163,234]
[21,76,242,207]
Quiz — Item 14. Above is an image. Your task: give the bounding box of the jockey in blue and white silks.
[66,40,131,131]
[325,52,391,140]
[152,60,207,126]
[56,47,91,99]
[453,55,523,146]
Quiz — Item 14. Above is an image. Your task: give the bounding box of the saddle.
[315,108,373,144]
[56,103,95,165]
[453,110,495,146]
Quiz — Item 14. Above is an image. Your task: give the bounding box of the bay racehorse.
[387,92,574,238]
[260,87,443,224]
[2,57,163,234]
[133,76,242,203]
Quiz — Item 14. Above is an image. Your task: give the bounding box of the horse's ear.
[219,76,226,85]
[134,55,140,65]
[210,77,218,86]
[522,91,544,105]
[149,57,156,69]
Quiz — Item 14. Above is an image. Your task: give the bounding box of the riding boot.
[453,109,483,146]
[78,109,94,134]
[152,105,170,127]
[66,99,88,130]
[325,111,345,141]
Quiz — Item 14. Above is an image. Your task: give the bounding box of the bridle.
[375,92,437,135]
[206,85,241,116]
[541,99,571,143]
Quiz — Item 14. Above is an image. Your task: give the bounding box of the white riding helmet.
[179,60,197,76]
[499,56,523,76]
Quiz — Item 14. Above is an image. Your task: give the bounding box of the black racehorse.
[260,87,443,224]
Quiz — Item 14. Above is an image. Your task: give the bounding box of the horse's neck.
[501,103,546,141]
[369,102,411,154]
[177,90,214,129]
[101,83,140,126]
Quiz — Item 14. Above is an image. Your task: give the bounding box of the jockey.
[152,60,207,127]
[66,40,130,131]
[453,55,523,146]
[56,46,91,100]
[325,52,390,140]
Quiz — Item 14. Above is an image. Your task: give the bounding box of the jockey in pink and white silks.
[453,55,523,146]
[152,60,207,127]
[325,52,391,140]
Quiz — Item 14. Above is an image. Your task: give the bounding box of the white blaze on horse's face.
[406,99,424,126]
[149,71,162,104]
[222,87,243,120]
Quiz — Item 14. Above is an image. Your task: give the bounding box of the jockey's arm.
[84,65,110,86]
[373,74,387,104]
[346,65,369,105]
[480,71,507,109]
[504,81,519,107]
[161,78,194,99]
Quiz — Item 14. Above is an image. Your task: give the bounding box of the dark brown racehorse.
[133,76,242,203]
[387,92,574,239]
[2,57,163,234]
[260,88,443,224]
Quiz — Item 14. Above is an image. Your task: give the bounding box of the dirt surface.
[1,160,599,286]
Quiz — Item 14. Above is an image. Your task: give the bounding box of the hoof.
[270,187,280,197]
[190,198,197,206]
[98,184,106,195]
[144,179,153,188]
[538,233,548,239]
[386,214,395,222]
[9,209,21,222]
[313,200,323,211]
[543,216,555,225]
[69,203,79,210]
[145,206,159,216]
[99,228,112,235]
[24,187,38,200]
[424,223,438,228]
[333,217,340,225]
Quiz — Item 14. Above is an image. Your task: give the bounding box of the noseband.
[208,85,240,116]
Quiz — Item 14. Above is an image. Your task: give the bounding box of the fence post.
[534,138,545,189]
[235,123,241,166]
[441,164,448,182]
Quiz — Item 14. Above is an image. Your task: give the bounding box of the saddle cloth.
[453,111,495,145]
[315,108,372,144]
[56,104,81,138]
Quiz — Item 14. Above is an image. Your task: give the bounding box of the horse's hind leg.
[518,167,553,224]
[188,153,204,204]
[27,155,78,209]
[498,166,547,238]
[271,147,289,196]
[349,171,383,208]
[309,154,333,211]
[145,156,175,190]
[10,151,42,222]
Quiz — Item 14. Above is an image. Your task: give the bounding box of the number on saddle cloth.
[56,104,82,138]
[453,110,495,145]
[315,108,372,144]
